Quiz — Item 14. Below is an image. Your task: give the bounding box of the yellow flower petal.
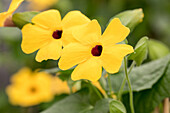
[101,44,134,73]
[52,77,70,95]
[59,43,90,70]
[61,11,91,46]
[101,18,130,46]
[21,23,52,54]
[72,19,101,46]
[35,40,62,62]
[0,0,24,27]
[61,28,79,46]
[0,13,9,27]
[62,11,90,29]
[32,9,62,31]
[8,0,24,13]
[28,0,58,11]
[71,58,102,82]
[11,68,32,83]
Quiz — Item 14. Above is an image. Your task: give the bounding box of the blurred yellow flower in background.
[52,76,76,95]
[0,0,24,27]
[27,0,58,11]
[59,18,134,81]
[6,68,54,107]
[21,9,90,62]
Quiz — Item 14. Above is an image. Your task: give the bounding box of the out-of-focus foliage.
[148,39,170,60]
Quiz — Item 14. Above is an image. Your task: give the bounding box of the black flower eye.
[91,45,103,56]
[52,30,62,39]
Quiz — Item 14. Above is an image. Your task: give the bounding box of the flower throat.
[52,30,62,39]
[91,45,103,56]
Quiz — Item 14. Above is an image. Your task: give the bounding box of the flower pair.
[21,9,134,81]
[1,0,134,82]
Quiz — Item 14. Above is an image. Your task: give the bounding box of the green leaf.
[81,81,102,105]
[128,36,149,65]
[41,89,93,113]
[58,69,73,81]
[12,11,39,29]
[39,94,68,111]
[110,72,124,93]
[112,8,144,31]
[109,100,126,113]
[91,99,110,113]
[123,59,170,113]
[148,39,170,60]
[41,88,112,113]
[110,54,170,93]
[127,54,170,92]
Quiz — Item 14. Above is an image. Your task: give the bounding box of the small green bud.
[12,11,39,29]
[128,36,149,66]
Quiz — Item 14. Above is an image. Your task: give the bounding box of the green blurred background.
[0,0,170,91]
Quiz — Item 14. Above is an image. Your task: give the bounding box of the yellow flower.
[0,0,24,27]
[52,76,76,95]
[21,9,90,62]
[59,18,134,81]
[27,0,58,11]
[6,68,54,107]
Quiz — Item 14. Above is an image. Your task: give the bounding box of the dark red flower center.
[52,30,62,39]
[91,45,103,56]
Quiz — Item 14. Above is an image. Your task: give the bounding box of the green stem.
[68,78,73,94]
[108,73,113,97]
[128,61,136,75]
[118,61,136,100]
[88,81,103,99]
[124,57,135,113]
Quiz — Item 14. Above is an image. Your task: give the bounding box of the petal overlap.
[36,40,62,62]
[59,43,90,70]
[72,20,101,46]
[62,11,90,29]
